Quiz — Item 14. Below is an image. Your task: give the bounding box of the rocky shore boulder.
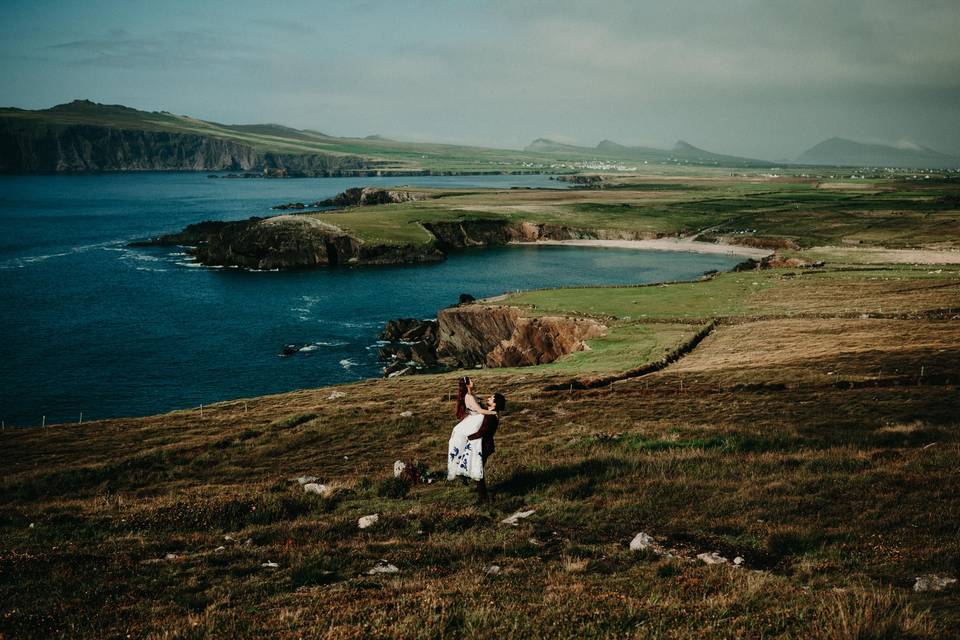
[316,187,434,208]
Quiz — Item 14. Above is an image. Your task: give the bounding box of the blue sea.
[0,173,740,427]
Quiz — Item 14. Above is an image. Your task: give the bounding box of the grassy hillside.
[2,169,960,637]
[306,173,960,252]
[1,256,958,638]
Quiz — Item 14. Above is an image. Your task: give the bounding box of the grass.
[293,174,960,255]
[2,256,959,638]
[2,172,960,637]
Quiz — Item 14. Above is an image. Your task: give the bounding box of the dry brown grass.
[2,264,959,638]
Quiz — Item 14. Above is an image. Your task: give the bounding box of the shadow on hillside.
[495,457,634,496]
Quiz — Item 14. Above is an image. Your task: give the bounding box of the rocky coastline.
[376,298,606,378]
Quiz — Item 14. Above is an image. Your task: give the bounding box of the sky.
[1,0,958,160]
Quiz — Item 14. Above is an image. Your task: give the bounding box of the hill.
[524,137,775,168]
[0,100,567,176]
[2,257,958,637]
[797,137,960,169]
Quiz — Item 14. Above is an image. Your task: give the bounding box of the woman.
[447,376,497,485]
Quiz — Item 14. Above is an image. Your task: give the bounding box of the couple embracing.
[447,376,505,502]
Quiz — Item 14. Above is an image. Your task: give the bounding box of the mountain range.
[1,100,958,174]
[795,137,960,170]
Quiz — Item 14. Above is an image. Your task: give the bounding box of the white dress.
[447,412,485,481]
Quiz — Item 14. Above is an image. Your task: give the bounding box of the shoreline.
[514,238,774,259]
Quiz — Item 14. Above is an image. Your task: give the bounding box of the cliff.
[436,305,605,368]
[134,215,444,270]
[0,120,373,175]
[376,303,606,376]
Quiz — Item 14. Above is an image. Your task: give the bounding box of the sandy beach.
[515,238,773,259]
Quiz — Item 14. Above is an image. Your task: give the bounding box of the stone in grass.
[303,483,331,497]
[501,509,536,526]
[733,556,745,566]
[295,475,319,485]
[165,553,178,560]
[368,560,400,575]
[393,460,408,478]
[358,514,380,529]
[262,561,279,569]
[629,532,660,553]
[399,410,413,418]
[485,565,501,576]
[697,552,729,565]
[914,575,957,592]
[328,391,347,400]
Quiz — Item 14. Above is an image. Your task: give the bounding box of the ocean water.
[0,173,740,426]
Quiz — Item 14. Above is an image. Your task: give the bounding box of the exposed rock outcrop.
[436,305,605,368]
[378,303,605,375]
[133,215,443,269]
[316,187,434,208]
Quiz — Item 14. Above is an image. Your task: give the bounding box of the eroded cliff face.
[0,122,372,175]
[420,219,658,250]
[436,305,605,368]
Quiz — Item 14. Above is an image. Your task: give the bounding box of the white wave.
[1,240,122,269]
[299,344,318,352]
[315,340,347,347]
[339,358,357,368]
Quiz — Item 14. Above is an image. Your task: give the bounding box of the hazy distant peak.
[364,134,394,141]
[797,137,959,168]
[524,138,583,152]
[595,139,626,150]
[672,140,703,153]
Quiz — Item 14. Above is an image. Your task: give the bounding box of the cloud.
[41,28,266,70]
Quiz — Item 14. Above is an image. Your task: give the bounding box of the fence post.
[42,415,46,429]
[79,412,83,425]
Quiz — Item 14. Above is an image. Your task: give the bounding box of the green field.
[2,166,960,638]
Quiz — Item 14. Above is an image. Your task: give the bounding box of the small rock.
[28,523,34,529]
[913,575,957,592]
[733,556,745,566]
[697,552,728,565]
[629,532,659,552]
[393,460,408,478]
[368,561,399,575]
[224,534,234,541]
[295,475,319,485]
[214,546,226,552]
[303,482,331,496]
[165,553,178,560]
[328,391,347,400]
[245,538,253,545]
[262,561,279,568]
[399,410,413,418]
[501,509,536,526]
[485,564,501,575]
[358,514,380,529]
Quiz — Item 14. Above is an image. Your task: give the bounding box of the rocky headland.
[377,301,606,377]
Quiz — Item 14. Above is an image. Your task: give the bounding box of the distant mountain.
[524,138,587,154]
[797,137,960,169]
[524,137,774,168]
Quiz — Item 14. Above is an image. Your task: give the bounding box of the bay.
[0,173,740,426]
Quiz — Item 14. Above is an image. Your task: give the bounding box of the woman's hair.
[455,376,471,420]
[492,393,506,412]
